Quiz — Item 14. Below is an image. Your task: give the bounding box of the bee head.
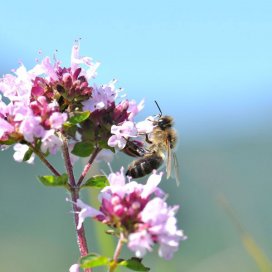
[158,115,173,129]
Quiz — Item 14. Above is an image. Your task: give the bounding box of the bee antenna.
[154,100,162,116]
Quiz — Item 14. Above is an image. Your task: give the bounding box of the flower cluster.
[0,44,149,163]
[0,44,186,267]
[76,168,186,260]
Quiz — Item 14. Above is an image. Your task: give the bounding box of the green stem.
[77,147,101,187]
[61,135,92,272]
[27,142,61,176]
[109,233,125,272]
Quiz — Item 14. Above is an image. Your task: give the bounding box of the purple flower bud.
[72,67,82,81]
[74,168,186,260]
[112,100,129,123]
[62,73,73,89]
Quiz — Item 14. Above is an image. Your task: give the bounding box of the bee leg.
[145,134,153,144]
[122,137,147,157]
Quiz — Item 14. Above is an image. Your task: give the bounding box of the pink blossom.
[136,116,155,134]
[41,129,62,154]
[76,199,104,230]
[0,68,31,102]
[127,99,144,120]
[139,197,186,260]
[83,81,117,112]
[0,63,44,103]
[141,171,163,199]
[13,143,35,163]
[8,101,29,122]
[100,167,127,199]
[69,263,80,272]
[40,57,58,81]
[0,96,7,115]
[19,114,45,142]
[0,118,14,140]
[127,230,153,258]
[108,121,137,149]
[49,112,68,129]
[70,43,100,79]
[75,169,186,260]
[112,100,129,123]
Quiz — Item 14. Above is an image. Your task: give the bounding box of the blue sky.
[1,0,272,142]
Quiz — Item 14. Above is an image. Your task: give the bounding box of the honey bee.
[126,101,180,185]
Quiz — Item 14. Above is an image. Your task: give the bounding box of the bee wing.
[172,152,181,186]
[165,137,180,186]
[166,140,172,179]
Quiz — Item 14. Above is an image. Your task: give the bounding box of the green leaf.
[23,147,33,162]
[80,253,110,269]
[67,111,90,125]
[63,124,77,138]
[118,258,150,271]
[37,174,68,187]
[0,138,17,145]
[82,175,109,189]
[71,142,94,157]
[98,140,115,153]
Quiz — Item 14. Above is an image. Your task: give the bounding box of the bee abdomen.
[126,154,163,178]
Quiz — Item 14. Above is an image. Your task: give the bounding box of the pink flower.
[108,121,138,149]
[41,129,62,154]
[8,101,29,122]
[127,230,153,258]
[136,116,155,134]
[71,43,100,80]
[49,112,68,129]
[19,114,45,142]
[13,143,35,163]
[139,197,186,260]
[76,199,104,230]
[69,263,80,272]
[75,169,186,260]
[40,57,58,81]
[83,80,117,112]
[127,99,144,120]
[0,118,14,140]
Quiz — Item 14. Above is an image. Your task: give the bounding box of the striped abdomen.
[126,153,163,178]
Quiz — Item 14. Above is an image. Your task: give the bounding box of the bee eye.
[158,118,170,129]
[158,119,164,126]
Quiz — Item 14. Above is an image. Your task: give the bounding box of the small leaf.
[98,140,115,153]
[71,142,94,157]
[118,258,150,271]
[67,111,90,125]
[37,174,68,187]
[0,138,17,145]
[80,253,110,269]
[63,124,77,138]
[82,175,109,189]
[23,147,33,162]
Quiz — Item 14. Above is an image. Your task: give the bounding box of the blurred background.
[0,0,272,271]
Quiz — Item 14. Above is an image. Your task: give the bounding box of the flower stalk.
[77,146,102,187]
[27,142,61,176]
[109,233,125,272]
[62,135,91,272]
